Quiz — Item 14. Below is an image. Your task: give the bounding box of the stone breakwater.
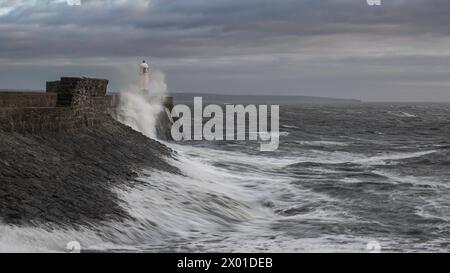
[0,77,177,227]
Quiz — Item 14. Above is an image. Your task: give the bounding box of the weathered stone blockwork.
[48,77,108,107]
[0,92,57,108]
[0,107,105,133]
[0,77,112,133]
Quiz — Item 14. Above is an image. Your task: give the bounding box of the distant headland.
[171,92,361,105]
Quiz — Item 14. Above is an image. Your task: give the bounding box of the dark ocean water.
[277,103,450,252]
[152,103,450,252]
[3,103,448,253]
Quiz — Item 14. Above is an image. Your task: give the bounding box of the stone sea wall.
[0,77,111,133]
[0,77,178,227]
[0,92,57,108]
[0,78,173,134]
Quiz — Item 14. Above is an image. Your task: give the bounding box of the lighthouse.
[139,60,150,92]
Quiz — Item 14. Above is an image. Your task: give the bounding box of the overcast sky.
[1,0,450,101]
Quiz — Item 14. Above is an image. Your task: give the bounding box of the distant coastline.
[171,92,361,105]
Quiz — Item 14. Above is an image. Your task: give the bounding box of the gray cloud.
[1,0,450,101]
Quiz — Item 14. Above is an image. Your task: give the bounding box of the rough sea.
[2,103,449,252]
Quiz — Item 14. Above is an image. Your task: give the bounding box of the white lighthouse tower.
[139,60,150,92]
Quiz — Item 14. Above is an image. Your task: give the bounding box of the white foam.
[372,170,450,189]
[288,149,437,166]
[281,125,299,129]
[296,141,348,147]
[168,142,298,169]
[0,225,104,253]
[356,150,436,165]
[388,111,418,118]
[115,70,168,139]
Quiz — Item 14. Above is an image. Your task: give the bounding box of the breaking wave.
[1,101,449,253]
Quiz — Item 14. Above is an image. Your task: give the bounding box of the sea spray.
[116,70,168,139]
